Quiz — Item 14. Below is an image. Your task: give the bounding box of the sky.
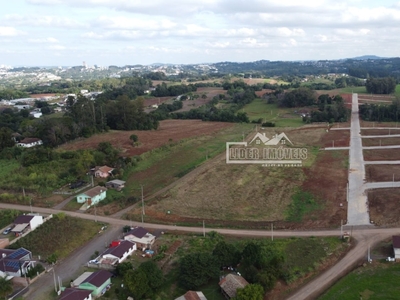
[1,0,400,67]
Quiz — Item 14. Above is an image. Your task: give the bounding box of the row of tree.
[304,94,350,123]
[365,77,397,94]
[359,99,400,122]
[151,82,197,97]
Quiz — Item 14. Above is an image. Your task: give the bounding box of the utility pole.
[203,220,205,237]
[340,220,343,239]
[53,265,57,293]
[271,223,274,241]
[141,184,145,223]
[94,204,97,223]
[347,181,349,202]
[30,198,33,214]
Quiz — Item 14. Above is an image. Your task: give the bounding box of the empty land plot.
[360,121,400,128]
[242,99,304,127]
[128,128,347,229]
[322,129,350,147]
[176,87,227,112]
[362,137,400,146]
[365,165,400,182]
[368,188,400,226]
[58,120,234,157]
[364,149,400,161]
[361,129,400,136]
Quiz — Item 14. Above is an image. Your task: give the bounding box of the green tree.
[124,269,150,300]
[138,261,164,291]
[129,134,138,145]
[115,261,133,277]
[212,240,240,267]
[0,277,13,299]
[179,252,219,289]
[233,284,264,300]
[0,127,15,151]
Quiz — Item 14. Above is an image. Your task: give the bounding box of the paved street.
[347,93,370,225]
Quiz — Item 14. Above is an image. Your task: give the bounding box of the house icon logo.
[226,131,307,167]
[249,132,293,146]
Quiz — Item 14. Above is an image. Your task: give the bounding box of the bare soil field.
[143,96,172,107]
[58,120,234,157]
[364,149,400,161]
[368,188,400,226]
[365,165,400,182]
[176,87,227,112]
[30,93,57,98]
[360,121,400,128]
[361,129,400,136]
[126,127,348,230]
[322,129,350,147]
[362,137,400,147]
[358,94,395,101]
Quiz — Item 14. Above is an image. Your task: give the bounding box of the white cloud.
[0,26,23,36]
[28,37,59,43]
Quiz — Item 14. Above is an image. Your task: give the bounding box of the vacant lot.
[242,99,304,127]
[9,213,101,259]
[364,149,400,161]
[58,119,234,157]
[366,165,400,182]
[369,188,400,226]
[129,127,348,229]
[361,128,400,135]
[322,129,350,147]
[94,123,254,216]
[362,137,400,146]
[319,262,400,300]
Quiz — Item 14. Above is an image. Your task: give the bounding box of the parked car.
[2,227,12,235]
[69,180,87,189]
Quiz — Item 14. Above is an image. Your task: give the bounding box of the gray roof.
[107,179,126,185]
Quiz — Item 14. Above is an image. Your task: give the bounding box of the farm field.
[242,99,304,127]
[368,188,400,226]
[58,119,235,157]
[364,149,400,161]
[125,127,348,229]
[319,261,400,300]
[176,87,227,112]
[360,121,400,128]
[365,165,400,182]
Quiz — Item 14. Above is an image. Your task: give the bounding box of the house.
[393,236,400,259]
[219,274,249,299]
[12,214,43,235]
[0,247,36,278]
[17,137,43,148]
[265,133,292,145]
[59,288,92,300]
[175,291,208,300]
[99,240,136,265]
[105,179,125,191]
[72,270,112,298]
[124,227,156,250]
[76,186,107,208]
[93,166,114,178]
[13,214,43,231]
[29,111,42,118]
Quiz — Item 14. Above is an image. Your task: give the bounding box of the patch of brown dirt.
[322,129,350,147]
[361,129,400,135]
[362,137,400,147]
[366,165,400,182]
[364,149,400,161]
[58,119,234,157]
[369,189,400,226]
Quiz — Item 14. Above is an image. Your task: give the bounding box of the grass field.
[0,159,19,180]
[242,99,304,127]
[9,213,103,260]
[319,262,400,300]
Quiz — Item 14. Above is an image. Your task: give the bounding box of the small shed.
[219,274,249,299]
[105,179,126,191]
[393,236,400,260]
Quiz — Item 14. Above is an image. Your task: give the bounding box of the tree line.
[359,99,400,122]
[365,77,396,94]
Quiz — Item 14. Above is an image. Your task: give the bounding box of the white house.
[100,240,136,265]
[393,236,400,260]
[124,227,156,250]
[0,247,36,278]
[29,111,42,118]
[17,138,43,148]
[13,214,44,231]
